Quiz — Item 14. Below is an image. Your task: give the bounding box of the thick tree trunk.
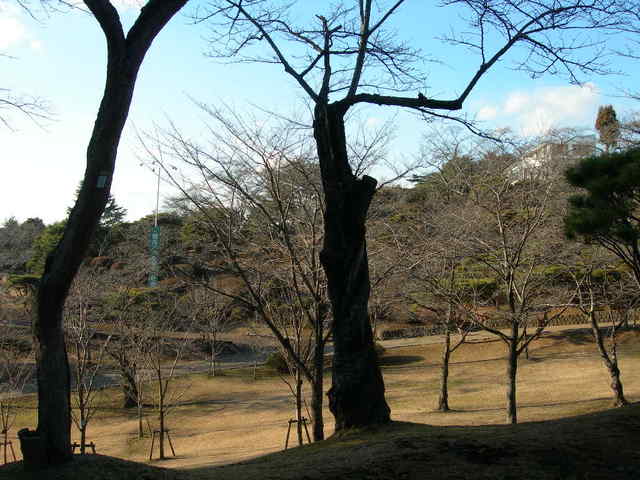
[506,333,518,425]
[32,318,71,464]
[313,103,390,431]
[437,330,451,412]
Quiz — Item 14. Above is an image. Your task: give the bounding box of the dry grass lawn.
[1,326,639,479]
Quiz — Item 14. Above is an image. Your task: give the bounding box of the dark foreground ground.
[1,403,639,480]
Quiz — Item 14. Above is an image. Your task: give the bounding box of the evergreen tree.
[26,221,67,275]
[564,148,640,285]
[595,105,620,153]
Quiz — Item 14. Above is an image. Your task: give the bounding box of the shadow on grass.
[378,355,424,366]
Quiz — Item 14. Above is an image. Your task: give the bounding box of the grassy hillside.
[2,405,639,480]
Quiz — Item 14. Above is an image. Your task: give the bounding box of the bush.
[265,351,289,374]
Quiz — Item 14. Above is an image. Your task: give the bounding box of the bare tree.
[408,255,474,412]
[141,108,332,441]
[27,0,188,465]
[63,267,110,455]
[571,258,634,407]
[179,286,233,377]
[194,0,628,430]
[137,294,192,461]
[404,180,475,412]
[431,131,576,424]
[0,330,33,464]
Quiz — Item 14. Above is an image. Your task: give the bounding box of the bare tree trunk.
[79,421,86,455]
[295,372,303,446]
[506,326,518,425]
[121,361,138,409]
[123,382,137,409]
[314,103,390,431]
[138,403,144,439]
[3,426,8,464]
[310,335,325,441]
[437,329,451,412]
[209,331,216,377]
[590,312,629,407]
[158,383,165,459]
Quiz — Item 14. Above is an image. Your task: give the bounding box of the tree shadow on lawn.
[460,396,621,414]
[378,355,424,367]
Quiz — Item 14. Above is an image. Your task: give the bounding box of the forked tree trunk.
[589,312,628,407]
[437,330,451,412]
[313,102,390,431]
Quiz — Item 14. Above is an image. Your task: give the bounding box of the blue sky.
[1,0,639,224]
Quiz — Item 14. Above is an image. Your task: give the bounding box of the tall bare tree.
[197,0,628,430]
[141,108,332,440]
[28,0,188,465]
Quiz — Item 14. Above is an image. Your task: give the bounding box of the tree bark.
[27,1,188,466]
[314,102,390,431]
[437,329,451,412]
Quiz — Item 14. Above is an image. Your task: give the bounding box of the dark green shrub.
[265,351,289,374]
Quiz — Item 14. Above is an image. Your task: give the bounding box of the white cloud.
[0,15,26,49]
[365,116,382,128]
[0,3,43,52]
[477,105,498,121]
[476,83,600,136]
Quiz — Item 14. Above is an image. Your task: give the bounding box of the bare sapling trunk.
[158,381,165,460]
[315,103,390,430]
[506,323,519,425]
[437,329,452,412]
[311,330,325,441]
[209,330,217,377]
[295,370,303,446]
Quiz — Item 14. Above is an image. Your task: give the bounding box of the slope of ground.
[2,404,639,480]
